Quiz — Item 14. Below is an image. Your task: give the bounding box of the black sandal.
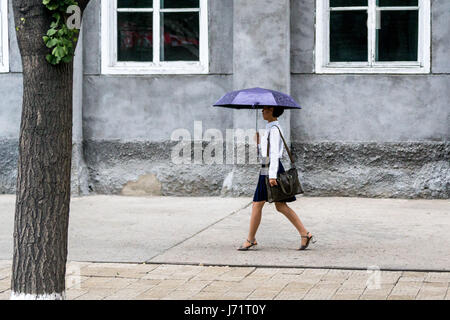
[299,232,316,250]
[237,239,258,251]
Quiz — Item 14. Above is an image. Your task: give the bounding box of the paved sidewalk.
[1,195,449,271]
[1,261,449,300]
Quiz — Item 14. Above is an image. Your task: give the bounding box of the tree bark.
[11,0,90,299]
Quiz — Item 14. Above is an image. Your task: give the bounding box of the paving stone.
[80,276,137,289]
[415,292,446,300]
[66,289,89,300]
[190,291,225,300]
[75,288,119,300]
[401,271,427,279]
[340,280,368,289]
[231,278,266,292]
[274,267,304,274]
[126,279,161,290]
[415,285,447,299]
[424,272,450,282]
[421,282,448,289]
[321,270,352,282]
[190,266,232,281]
[362,285,394,297]
[216,267,256,282]
[168,267,205,280]
[154,279,187,289]
[312,282,341,291]
[274,290,308,300]
[247,289,280,300]
[0,290,11,300]
[0,268,10,278]
[289,275,323,285]
[221,290,254,300]
[332,294,361,300]
[387,294,417,300]
[0,278,11,291]
[222,292,252,300]
[103,288,148,300]
[301,269,329,276]
[445,290,450,300]
[66,275,90,290]
[270,273,306,282]
[303,289,337,300]
[282,282,314,291]
[359,294,388,300]
[175,280,211,292]
[258,279,290,291]
[141,272,173,280]
[275,286,310,300]
[134,287,175,300]
[336,287,365,295]
[202,281,236,293]
[391,284,422,296]
[394,281,422,289]
[161,289,199,300]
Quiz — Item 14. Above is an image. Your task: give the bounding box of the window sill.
[315,65,430,74]
[101,62,209,75]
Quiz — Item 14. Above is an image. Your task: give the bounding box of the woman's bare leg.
[274,202,311,246]
[240,201,265,248]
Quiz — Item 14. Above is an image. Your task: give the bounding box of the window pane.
[118,0,153,8]
[330,11,368,62]
[118,13,153,62]
[330,0,367,7]
[377,0,418,6]
[376,10,418,61]
[161,0,199,9]
[161,12,199,61]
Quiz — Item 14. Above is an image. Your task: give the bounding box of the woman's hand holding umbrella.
[254,132,260,144]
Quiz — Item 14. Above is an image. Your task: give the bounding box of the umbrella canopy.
[213,87,302,110]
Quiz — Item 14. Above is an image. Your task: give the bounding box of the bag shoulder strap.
[266,125,295,165]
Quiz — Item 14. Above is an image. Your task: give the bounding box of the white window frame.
[315,0,430,74]
[0,0,9,73]
[101,0,209,75]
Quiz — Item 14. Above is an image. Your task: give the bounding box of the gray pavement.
[0,195,449,271]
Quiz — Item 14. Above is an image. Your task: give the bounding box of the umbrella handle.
[253,103,259,159]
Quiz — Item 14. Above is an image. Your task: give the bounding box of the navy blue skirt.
[253,159,297,203]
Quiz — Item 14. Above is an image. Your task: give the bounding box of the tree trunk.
[11,0,90,300]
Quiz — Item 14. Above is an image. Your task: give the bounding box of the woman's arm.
[268,127,280,180]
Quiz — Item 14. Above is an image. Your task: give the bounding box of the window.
[0,0,9,73]
[102,0,208,74]
[315,0,430,73]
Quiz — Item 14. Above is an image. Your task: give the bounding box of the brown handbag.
[264,125,304,203]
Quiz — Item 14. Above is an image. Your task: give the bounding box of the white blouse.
[257,120,284,179]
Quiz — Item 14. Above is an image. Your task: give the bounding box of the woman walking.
[238,106,315,251]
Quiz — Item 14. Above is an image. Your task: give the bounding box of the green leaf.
[47,28,57,36]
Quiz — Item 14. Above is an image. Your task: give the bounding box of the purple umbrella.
[213,87,301,129]
[213,87,302,156]
[213,87,302,110]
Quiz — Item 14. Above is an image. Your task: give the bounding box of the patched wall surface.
[0,0,448,199]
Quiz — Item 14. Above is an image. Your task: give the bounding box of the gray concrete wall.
[80,0,236,195]
[0,0,448,198]
[289,0,449,198]
[291,0,450,142]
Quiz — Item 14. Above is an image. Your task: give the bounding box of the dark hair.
[272,107,285,118]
